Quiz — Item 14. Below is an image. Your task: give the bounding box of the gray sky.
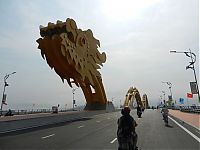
[0,0,199,110]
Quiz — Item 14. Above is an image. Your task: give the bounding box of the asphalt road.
[0,109,199,150]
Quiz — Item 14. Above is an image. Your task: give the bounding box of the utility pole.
[0,72,16,116]
[72,87,79,110]
[162,81,174,105]
[170,49,199,103]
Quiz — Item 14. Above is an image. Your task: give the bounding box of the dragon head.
[37,18,106,88]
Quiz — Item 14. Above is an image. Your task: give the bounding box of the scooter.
[162,113,168,126]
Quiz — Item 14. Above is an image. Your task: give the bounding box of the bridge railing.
[171,106,200,114]
[0,107,84,116]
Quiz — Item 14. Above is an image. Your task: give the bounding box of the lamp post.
[170,49,199,102]
[162,81,174,105]
[72,87,79,110]
[0,72,16,116]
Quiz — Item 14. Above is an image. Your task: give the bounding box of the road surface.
[0,109,199,149]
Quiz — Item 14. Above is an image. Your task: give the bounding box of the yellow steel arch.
[123,87,143,108]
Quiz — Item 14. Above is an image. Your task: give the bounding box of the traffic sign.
[190,82,198,94]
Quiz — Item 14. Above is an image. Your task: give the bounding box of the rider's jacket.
[161,108,169,116]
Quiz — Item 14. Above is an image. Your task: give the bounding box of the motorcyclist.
[136,105,142,118]
[4,109,13,116]
[117,107,138,150]
[161,105,169,125]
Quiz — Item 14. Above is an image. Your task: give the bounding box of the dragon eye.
[80,37,86,46]
[82,38,85,44]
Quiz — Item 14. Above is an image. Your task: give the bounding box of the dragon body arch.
[123,87,143,108]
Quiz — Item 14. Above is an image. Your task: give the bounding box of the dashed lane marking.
[110,138,117,144]
[42,134,55,139]
[78,125,84,128]
[169,116,200,143]
[96,120,101,123]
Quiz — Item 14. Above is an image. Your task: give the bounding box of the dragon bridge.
[123,87,143,108]
[36,18,107,110]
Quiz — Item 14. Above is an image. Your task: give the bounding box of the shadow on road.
[0,117,92,137]
[165,124,174,128]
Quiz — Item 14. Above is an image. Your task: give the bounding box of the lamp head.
[170,50,177,53]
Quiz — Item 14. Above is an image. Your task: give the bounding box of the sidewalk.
[169,109,200,129]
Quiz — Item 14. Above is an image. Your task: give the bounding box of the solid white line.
[78,125,84,128]
[177,119,200,131]
[42,134,55,139]
[168,116,200,143]
[110,138,117,144]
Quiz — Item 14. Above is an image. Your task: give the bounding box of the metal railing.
[171,106,200,114]
[0,107,85,116]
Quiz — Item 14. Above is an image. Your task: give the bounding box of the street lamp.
[170,49,200,102]
[72,87,79,110]
[0,72,16,116]
[162,81,174,105]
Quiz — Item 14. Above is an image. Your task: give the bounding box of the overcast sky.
[0,0,199,110]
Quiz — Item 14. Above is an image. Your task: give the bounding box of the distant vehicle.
[52,106,58,113]
[161,107,169,126]
[4,109,14,116]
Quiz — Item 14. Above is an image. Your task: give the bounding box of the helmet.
[123,106,130,114]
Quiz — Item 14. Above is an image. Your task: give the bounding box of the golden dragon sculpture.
[123,87,149,109]
[36,18,107,109]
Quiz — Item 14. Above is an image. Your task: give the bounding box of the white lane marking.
[78,125,84,128]
[107,117,110,119]
[168,116,200,143]
[96,120,101,123]
[42,134,55,139]
[110,138,117,144]
[176,118,200,131]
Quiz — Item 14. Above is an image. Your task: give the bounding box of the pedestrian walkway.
[169,109,200,129]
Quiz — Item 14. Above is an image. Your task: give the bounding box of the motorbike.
[162,113,168,126]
